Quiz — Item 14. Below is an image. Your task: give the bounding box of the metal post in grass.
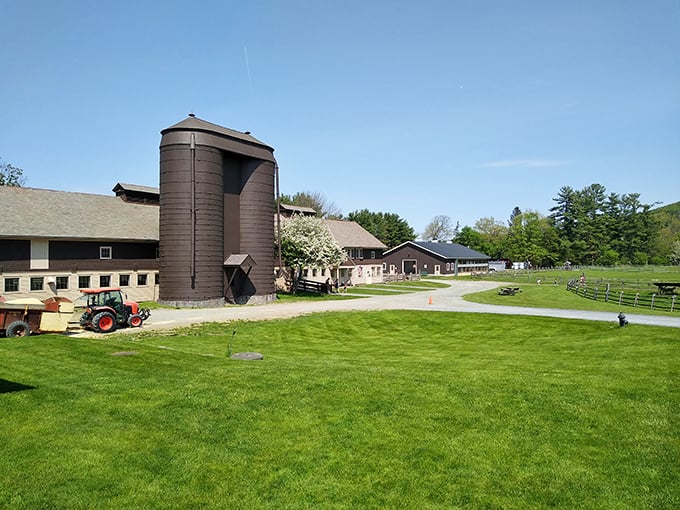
[671,295,676,313]
[619,291,624,306]
[634,292,639,307]
[605,283,610,302]
[651,293,656,310]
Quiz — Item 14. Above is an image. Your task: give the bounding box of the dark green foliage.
[346,209,416,248]
[0,158,25,187]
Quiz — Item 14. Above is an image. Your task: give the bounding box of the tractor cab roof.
[80,287,122,294]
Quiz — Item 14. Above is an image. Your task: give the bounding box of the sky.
[2,0,679,235]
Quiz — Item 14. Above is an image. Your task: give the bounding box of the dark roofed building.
[113,183,160,205]
[0,185,159,302]
[382,240,490,276]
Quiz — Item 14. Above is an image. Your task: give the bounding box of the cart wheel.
[93,312,117,333]
[6,320,31,338]
[128,314,143,328]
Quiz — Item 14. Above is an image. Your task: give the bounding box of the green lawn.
[2,311,678,509]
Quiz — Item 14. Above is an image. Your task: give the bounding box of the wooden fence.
[566,279,678,313]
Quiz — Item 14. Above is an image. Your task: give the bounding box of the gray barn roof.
[0,186,159,242]
[384,241,490,260]
[325,220,387,249]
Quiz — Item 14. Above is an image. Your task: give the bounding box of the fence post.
[634,293,639,307]
[605,283,610,302]
[619,291,624,305]
[651,293,656,310]
[593,287,598,301]
[672,295,676,313]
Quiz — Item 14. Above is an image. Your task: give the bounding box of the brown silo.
[159,116,276,306]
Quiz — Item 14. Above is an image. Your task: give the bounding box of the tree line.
[281,185,680,266]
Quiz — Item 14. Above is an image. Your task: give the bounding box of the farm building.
[159,115,278,306]
[0,184,160,302]
[382,241,490,276]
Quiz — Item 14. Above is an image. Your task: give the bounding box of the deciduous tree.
[280,215,346,290]
[0,159,25,186]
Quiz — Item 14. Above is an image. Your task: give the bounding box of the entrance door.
[403,260,417,274]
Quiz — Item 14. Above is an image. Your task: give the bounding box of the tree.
[279,215,346,290]
[422,215,455,241]
[0,159,25,186]
[279,190,342,219]
[472,217,508,259]
[346,209,416,248]
[505,209,556,267]
[454,226,490,255]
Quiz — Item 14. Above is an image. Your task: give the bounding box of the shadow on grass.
[0,378,36,394]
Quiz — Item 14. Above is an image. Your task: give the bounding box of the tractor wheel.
[6,320,31,338]
[93,312,117,333]
[128,314,143,328]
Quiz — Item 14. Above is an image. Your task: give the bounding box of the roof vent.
[244,131,251,135]
[188,113,196,117]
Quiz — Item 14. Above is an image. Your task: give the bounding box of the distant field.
[2,311,678,509]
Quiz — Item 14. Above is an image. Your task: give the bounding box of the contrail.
[243,46,253,94]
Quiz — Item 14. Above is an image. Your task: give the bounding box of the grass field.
[463,266,680,316]
[2,311,678,509]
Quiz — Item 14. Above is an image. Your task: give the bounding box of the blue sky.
[2,0,678,235]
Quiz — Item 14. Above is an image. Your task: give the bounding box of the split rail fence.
[566,279,678,313]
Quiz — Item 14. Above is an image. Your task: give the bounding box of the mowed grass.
[1,311,678,509]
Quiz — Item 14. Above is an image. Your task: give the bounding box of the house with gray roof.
[382,240,490,276]
[0,185,160,302]
[326,219,387,285]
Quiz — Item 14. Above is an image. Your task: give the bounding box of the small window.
[56,276,69,290]
[154,273,160,285]
[4,277,20,293]
[137,273,148,286]
[99,275,111,287]
[312,268,318,277]
[100,246,112,259]
[78,275,91,289]
[119,274,130,287]
[371,251,376,259]
[30,277,44,291]
[382,262,386,271]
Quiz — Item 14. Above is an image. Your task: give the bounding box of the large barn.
[382,241,490,276]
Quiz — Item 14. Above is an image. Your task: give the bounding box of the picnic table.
[498,287,521,296]
[653,282,680,295]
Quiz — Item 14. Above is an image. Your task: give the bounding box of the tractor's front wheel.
[128,314,143,328]
[93,312,117,333]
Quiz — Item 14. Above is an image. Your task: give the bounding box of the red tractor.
[79,287,150,333]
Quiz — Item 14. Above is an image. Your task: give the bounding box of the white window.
[30,240,49,270]
[100,246,112,259]
[30,277,44,291]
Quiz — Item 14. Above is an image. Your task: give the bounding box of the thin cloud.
[480,159,567,169]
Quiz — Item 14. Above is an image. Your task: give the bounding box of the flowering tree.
[280,215,346,290]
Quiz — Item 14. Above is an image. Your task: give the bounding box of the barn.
[382,241,490,276]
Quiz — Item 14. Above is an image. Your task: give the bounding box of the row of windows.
[3,273,157,293]
[346,248,378,260]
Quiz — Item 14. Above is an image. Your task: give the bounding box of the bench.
[498,287,521,296]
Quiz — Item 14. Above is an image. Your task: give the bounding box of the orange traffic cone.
[428,295,433,305]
